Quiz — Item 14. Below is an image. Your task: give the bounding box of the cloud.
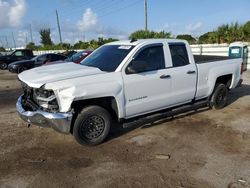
[17,30,28,46]
[0,0,26,28]
[186,22,203,33]
[77,8,99,32]
[71,8,127,41]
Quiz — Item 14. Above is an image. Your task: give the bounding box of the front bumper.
[8,65,17,73]
[16,95,73,134]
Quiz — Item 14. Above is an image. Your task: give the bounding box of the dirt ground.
[0,70,250,188]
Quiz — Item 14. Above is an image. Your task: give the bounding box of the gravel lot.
[0,70,250,188]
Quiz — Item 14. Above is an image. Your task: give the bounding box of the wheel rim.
[216,88,227,106]
[79,115,105,140]
[0,63,7,69]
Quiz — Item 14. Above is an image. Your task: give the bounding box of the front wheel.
[0,62,7,70]
[209,83,228,109]
[73,106,111,146]
[17,66,27,73]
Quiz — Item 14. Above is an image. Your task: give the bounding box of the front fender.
[51,82,125,119]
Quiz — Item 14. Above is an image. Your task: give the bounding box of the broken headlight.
[34,88,59,111]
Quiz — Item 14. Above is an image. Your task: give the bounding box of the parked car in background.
[0,49,34,70]
[68,50,93,64]
[45,50,93,65]
[59,50,77,58]
[8,53,66,73]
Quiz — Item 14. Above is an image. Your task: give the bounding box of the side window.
[14,51,24,57]
[36,54,47,63]
[169,44,189,67]
[51,54,58,61]
[127,46,165,73]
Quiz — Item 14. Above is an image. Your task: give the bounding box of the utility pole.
[5,36,9,49]
[25,33,28,46]
[11,32,16,49]
[144,0,148,31]
[83,32,86,42]
[29,24,33,43]
[0,37,3,47]
[56,10,63,44]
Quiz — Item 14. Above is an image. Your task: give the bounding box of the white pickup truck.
[17,39,243,145]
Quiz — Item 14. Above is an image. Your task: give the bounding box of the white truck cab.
[17,39,243,145]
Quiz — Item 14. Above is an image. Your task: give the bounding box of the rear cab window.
[169,43,189,67]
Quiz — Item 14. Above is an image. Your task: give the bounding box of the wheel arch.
[215,74,232,89]
[70,96,120,133]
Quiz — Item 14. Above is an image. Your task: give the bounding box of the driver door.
[122,44,172,118]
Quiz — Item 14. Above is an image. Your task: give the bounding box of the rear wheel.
[73,106,111,146]
[209,83,228,109]
[0,62,7,70]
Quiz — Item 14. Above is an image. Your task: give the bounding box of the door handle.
[187,70,196,74]
[160,74,171,79]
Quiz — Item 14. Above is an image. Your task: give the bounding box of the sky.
[0,0,249,48]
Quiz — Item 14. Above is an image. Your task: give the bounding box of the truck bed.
[194,55,233,64]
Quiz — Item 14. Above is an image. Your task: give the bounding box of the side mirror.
[126,60,147,74]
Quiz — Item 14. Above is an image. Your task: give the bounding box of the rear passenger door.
[168,43,197,105]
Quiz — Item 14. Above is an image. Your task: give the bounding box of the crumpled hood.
[18,62,104,88]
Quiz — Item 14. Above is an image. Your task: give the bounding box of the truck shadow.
[108,84,250,142]
[227,84,250,105]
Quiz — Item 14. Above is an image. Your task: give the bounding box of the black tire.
[210,83,228,109]
[0,62,7,70]
[73,105,111,146]
[17,66,27,73]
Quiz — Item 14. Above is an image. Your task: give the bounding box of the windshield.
[80,45,134,72]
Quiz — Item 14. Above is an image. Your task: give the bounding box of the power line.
[59,0,117,18]
[5,36,9,49]
[98,0,141,18]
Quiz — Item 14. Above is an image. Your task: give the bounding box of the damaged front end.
[21,82,59,113]
[17,81,73,134]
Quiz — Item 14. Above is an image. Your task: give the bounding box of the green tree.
[217,24,229,43]
[242,21,250,41]
[198,32,217,44]
[0,47,6,51]
[176,34,196,44]
[39,28,53,46]
[61,43,71,50]
[89,39,99,49]
[73,40,90,49]
[129,30,171,39]
[26,42,37,50]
